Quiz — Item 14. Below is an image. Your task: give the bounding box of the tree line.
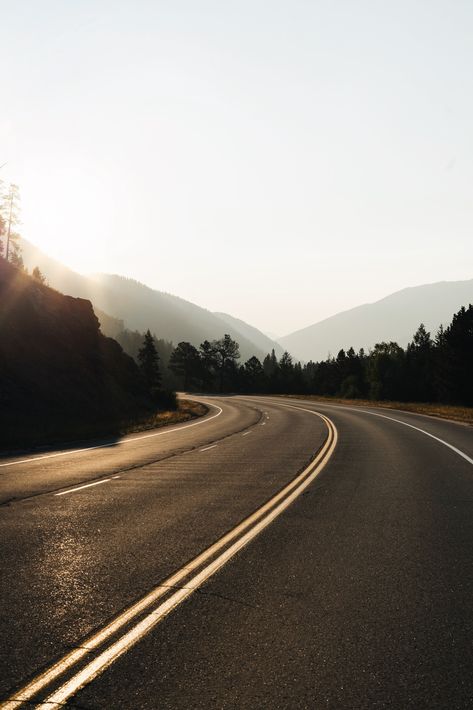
[3,181,471,409]
[162,306,473,407]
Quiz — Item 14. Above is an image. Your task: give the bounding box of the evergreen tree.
[243,356,265,392]
[199,340,218,390]
[439,305,473,405]
[169,342,201,390]
[32,266,47,284]
[367,342,405,400]
[263,349,278,378]
[138,330,161,398]
[278,351,294,392]
[337,347,365,398]
[263,348,280,392]
[303,360,318,393]
[211,334,240,392]
[406,323,434,401]
[292,361,305,393]
[1,184,22,265]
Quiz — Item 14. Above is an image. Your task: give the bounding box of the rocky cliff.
[0,259,151,448]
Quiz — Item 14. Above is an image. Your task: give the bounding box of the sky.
[1,0,473,336]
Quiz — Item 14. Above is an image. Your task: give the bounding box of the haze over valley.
[20,238,473,366]
[3,2,473,336]
[2,3,473,708]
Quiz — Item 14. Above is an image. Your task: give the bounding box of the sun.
[19,165,114,275]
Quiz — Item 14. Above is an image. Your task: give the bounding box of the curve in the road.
[0,403,223,469]
[259,398,473,467]
[1,405,337,710]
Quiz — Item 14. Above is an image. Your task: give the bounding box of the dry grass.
[119,399,208,435]
[0,400,209,455]
[276,394,473,426]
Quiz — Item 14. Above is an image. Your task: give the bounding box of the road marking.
[260,397,473,468]
[1,408,337,709]
[0,404,223,469]
[342,407,473,466]
[200,445,217,452]
[242,431,252,436]
[112,475,121,479]
[261,422,266,425]
[54,479,111,496]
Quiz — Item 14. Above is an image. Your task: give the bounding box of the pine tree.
[199,340,218,390]
[278,351,294,392]
[32,266,47,284]
[243,356,265,392]
[406,324,434,401]
[169,342,201,390]
[1,184,22,265]
[138,330,161,398]
[367,342,405,400]
[440,305,473,405]
[211,334,240,392]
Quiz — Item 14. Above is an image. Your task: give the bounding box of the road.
[0,395,472,708]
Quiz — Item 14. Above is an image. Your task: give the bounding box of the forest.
[158,306,473,407]
[2,183,472,410]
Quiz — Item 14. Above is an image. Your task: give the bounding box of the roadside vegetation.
[162,308,473,414]
[2,181,472,445]
[0,400,208,454]
[276,395,473,426]
[124,399,208,434]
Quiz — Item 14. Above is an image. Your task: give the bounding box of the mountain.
[0,258,152,448]
[263,330,281,342]
[21,240,281,362]
[280,279,473,362]
[214,312,284,358]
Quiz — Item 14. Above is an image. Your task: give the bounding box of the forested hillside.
[20,239,281,361]
[0,259,154,447]
[168,308,473,408]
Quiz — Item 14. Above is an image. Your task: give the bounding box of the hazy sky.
[1,1,472,335]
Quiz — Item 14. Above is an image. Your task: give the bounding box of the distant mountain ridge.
[213,312,284,358]
[21,240,473,365]
[21,240,281,361]
[280,279,473,362]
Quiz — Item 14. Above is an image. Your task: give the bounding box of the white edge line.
[39,414,337,707]
[2,405,335,709]
[0,404,223,469]
[259,397,473,468]
[54,479,111,497]
[336,405,473,466]
[200,445,218,452]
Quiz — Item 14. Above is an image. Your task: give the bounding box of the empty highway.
[0,395,472,709]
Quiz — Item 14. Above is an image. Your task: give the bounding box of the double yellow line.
[2,408,337,709]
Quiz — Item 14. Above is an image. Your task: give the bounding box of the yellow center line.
[1,406,337,709]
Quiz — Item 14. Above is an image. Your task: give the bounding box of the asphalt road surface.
[0,395,472,709]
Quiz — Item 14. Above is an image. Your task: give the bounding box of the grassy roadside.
[275,394,473,426]
[0,400,209,455]
[117,399,208,435]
